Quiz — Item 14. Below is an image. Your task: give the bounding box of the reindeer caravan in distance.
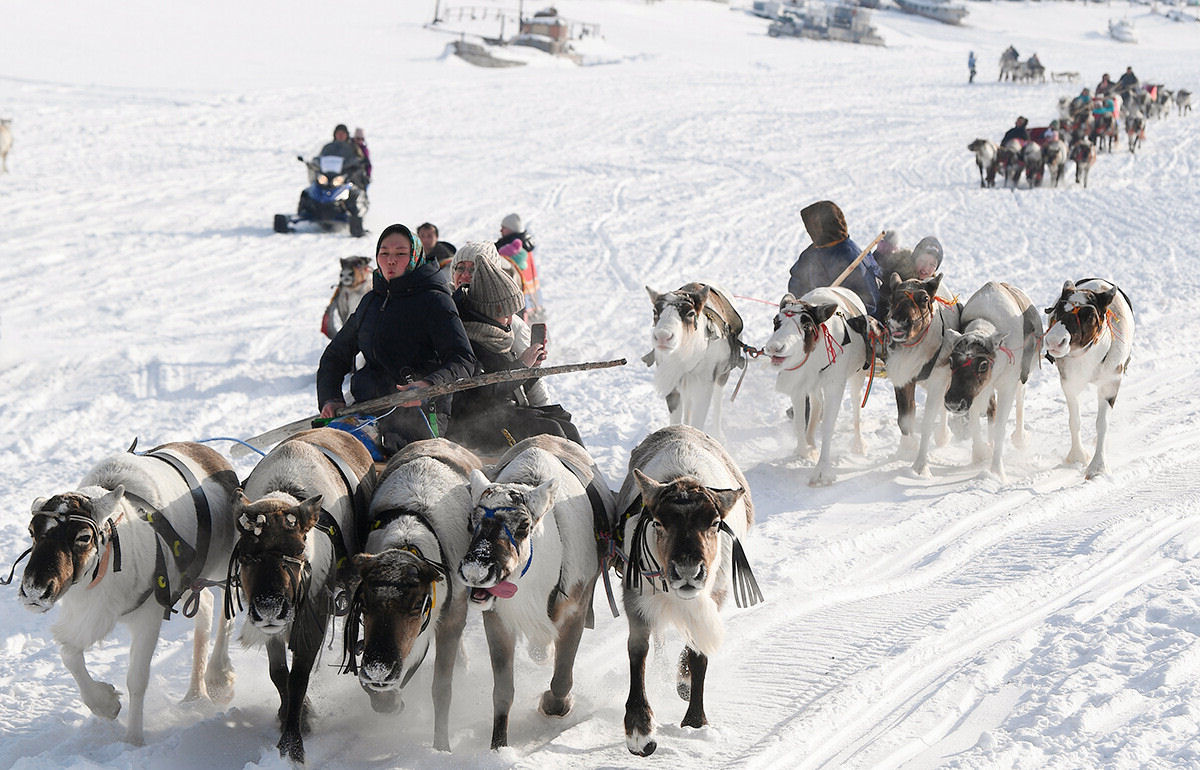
[998,46,1046,83]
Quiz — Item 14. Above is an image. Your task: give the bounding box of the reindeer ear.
[469,469,491,504]
[889,272,903,290]
[779,293,796,309]
[645,286,661,304]
[232,488,253,513]
[93,485,125,520]
[31,496,48,513]
[1061,280,1075,296]
[690,285,710,311]
[292,495,322,533]
[524,479,558,524]
[707,487,745,517]
[925,273,944,296]
[944,328,963,348]
[351,552,375,576]
[421,558,448,584]
[812,303,838,325]
[632,469,664,506]
[988,330,1010,350]
[1093,287,1116,313]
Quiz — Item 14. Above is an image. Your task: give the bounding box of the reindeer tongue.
[485,581,519,599]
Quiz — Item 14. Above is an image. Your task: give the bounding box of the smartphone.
[530,323,547,348]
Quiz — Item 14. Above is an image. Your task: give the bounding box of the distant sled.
[1108,18,1137,42]
[893,0,968,26]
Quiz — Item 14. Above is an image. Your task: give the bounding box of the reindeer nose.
[251,595,289,624]
[361,659,399,685]
[946,398,969,413]
[653,330,674,343]
[669,560,706,584]
[459,560,491,585]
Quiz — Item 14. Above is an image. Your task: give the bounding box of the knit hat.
[800,201,849,248]
[501,212,523,232]
[353,127,364,140]
[334,123,349,137]
[375,223,424,270]
[452,240,500,271]
[911,236,944,270]
[467,251,524,319]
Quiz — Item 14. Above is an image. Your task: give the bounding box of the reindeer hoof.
[681,711,708,729]
[538,691,573,718]
[809,469,835,487]
[1012,430,1030,449]
[85,682,122,720]
[626,731,657,757]
[123,727,145,746]
[205,669,235,705]
[1065,448,1088,465]
[277,732,305,765]
[1085,462,1107,480]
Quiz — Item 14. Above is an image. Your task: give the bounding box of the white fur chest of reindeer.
[943,281,1043,480]
[347,437,480,752]
[644,283,745,440]
[458,436,605,750]
[763,287,870,486]
[1043,279,1134,479]
[615,425,762,757]
[884,273,963,477]
[12,442,239,746]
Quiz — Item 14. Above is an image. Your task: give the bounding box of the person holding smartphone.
[446,247,582,453]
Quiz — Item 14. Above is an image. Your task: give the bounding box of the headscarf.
[375,223,425,271]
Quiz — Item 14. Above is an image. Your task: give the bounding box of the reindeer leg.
[61,643,121,721]
[804,393,822,461]
[266,636,290,728]
[912,377,946,477]
[484,609,516,750]
[1087,385,1119,479]
[205,589,236,704]
[432,591,469,752]
[1063,383,1088,465]
[969,393,990,464]
[123,608,163,745]
[183,589,213,703]
[624,601,656,756]
[277,621,323,765]
[789,394,808,459]
[541,583,595,718]
[666,390,682,426]
[680,647,709,729]
[895,381,917,454]
[1012,383,1029,448]
[989,385,1016,481]
[811,378,844,486]
[690,378,715,434]
[850,371,866,456]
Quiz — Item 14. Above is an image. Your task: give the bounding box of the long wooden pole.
[233,358,626,456]
[830,231,887,288]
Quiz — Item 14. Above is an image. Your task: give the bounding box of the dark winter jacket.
[787,201,881,318]
[1001,125,1030,144]
[316,261,476,410]
[1116,71,1139,91]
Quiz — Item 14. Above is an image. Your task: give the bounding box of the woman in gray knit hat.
[447,253,582,453]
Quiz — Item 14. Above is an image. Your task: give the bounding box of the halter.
[953,344,1015,371]
[1044,303,1120,360]
[0,507,118,588]
[778,309,844,372]
[472,505,533,579]
[223,539,313,623]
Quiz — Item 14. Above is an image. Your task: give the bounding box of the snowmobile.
[274,153,368,237]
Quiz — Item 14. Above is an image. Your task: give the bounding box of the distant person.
[787,200,881,320]
[352,127,372,186]
[496,212,544,319]
[418,222,457,281]
[1069,89,1093,121]
[1115,66,1139,93]
[1001,116,1030,145]
[968,51,977,84]
[319,123,368,190]
[1095,73,1114,97]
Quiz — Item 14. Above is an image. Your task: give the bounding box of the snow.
[2,0,1199,767]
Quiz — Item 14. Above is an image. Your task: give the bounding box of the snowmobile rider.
[787,200,882,320]
[352,127,372,186]
[1001,116,1030,145]
[445,247,581,454]
[319,124,368,189]
[317,223,476,453]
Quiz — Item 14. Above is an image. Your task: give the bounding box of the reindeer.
[762,288,872,486]
[1022,141,1045,187]
[998,139,1025,188]
[998,46,1019,81]
[12,442,239,745]
[943,282,1043,481]
[341,438,479,751]
[967,139,998,188]
[321,256,373,339]
[1070,138,1096,187]
[644,283,745,440]
[1043,139,1068,187]
[230,428,374,764]
[0,118,11,173]
[616,425,761,756]
[884,273,963,477]
[458,435,614,749]
[1126,110,1146,153]
[1176,89,1192,116]
[1043,280,1134,479]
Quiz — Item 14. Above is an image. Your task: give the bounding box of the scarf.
[463,318,514,355]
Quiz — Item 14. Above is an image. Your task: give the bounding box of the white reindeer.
[322,256,373,339]
[458,435,613,749]
[763,288,869,486]
[1044,138,1069,187]
[15,442,239,745]
[0,118,11,173]
[943,282,1043,481]
[1043,280,1134,479]
[644,283,745,440]
[617,425,761,756]
[967,138,998,188]
[347,438,479,751]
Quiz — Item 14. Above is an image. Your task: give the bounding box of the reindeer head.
[944,328,1007,414]
[887,273,943,345]
[763,294,837,370]
[1043,281,1116,360]
[458,469,556,611]
[632,470,743,599]
[232,490,321,634]
[345,548,445,713]
[339,256,372,288]
[17,488,123,612]
[646,285,710,355]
